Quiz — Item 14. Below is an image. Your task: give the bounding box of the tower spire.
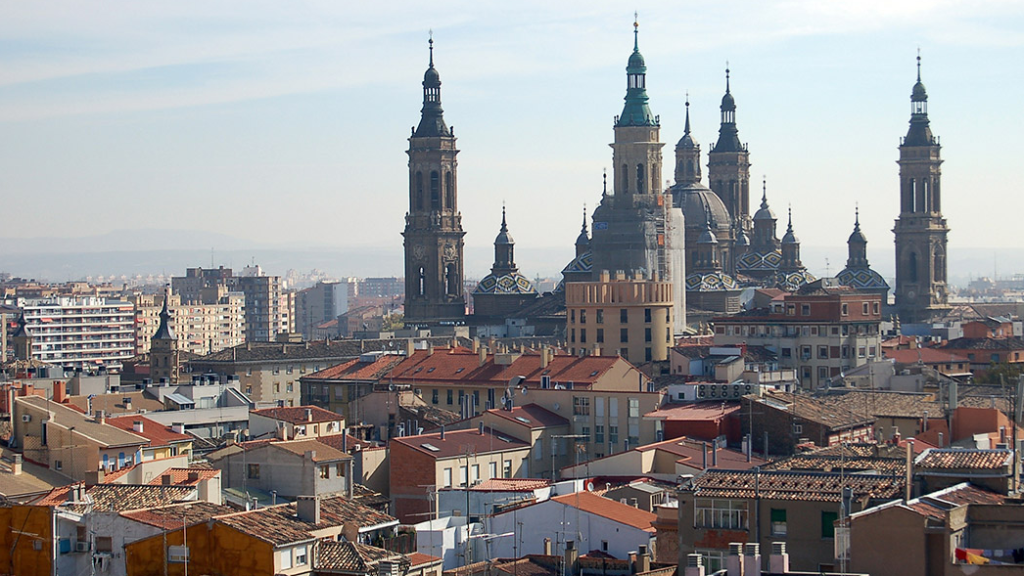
[414,33,449,138]
[617,16,657,127]
[916,47,921,82]
[633,12,639,50]
[760,177,768,209]
[726,63,731,94]
[684,93,691,135]
[429,30,434,67]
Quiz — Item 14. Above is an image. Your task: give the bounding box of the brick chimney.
[52,381,66,404]
[768,542,789,574]
[11,455,22,476]
[133,420,144,434]
[305,408,313,422]
[725,543,744,576]
[564,541,578,576]
[635,545,650,574]
[743,543,761,576]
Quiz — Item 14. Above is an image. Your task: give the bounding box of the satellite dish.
[586,481,594,491]
[500,396,508,407]
[521,386,528,396]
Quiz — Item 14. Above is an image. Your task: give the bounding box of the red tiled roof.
[915,449,1012,470]
[486,404,568,429]
[271,439,351,462]
[217,495,397,547]
[147,468,220,486]
[251,405,343,425]
[106,415,191,447]
[636,436,766,470]
[407,553,441,567]
[550,491,656,531]
[121,501,234,529]
[391,428,530,459]
[884,348,970,365]
[33,483,196,513]
[643,402,741,421]
[337,347,634,389]
[303,354,405,382]
[856,483,1008,522]
[468,478,551,492]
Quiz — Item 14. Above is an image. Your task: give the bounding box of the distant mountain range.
[0,229,1021,288]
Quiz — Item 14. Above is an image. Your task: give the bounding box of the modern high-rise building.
[402,38,467,326]
[171,265,287,342]
[131,289,245,356]
[8,296,135,369]
[295,281,348,339]
[893,55,950,324]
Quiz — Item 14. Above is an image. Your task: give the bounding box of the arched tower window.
[908,252,918,283]
[933,179,941,212]
[418,267,426,296]
[922,179,930,213]
[622,164,628,194]
[636,164,645,195]
[415,172,424,210]
[430,171,440,211]
[445,264,459,296]
[908,179,917,213]
[934,250,945,282]
[445,171,454,210]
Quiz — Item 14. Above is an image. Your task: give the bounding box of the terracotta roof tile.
[121,501,234,529]
[35,483,196,513]
[315,541,406,573]
[813,390,944,420]
[106,415,191,447]
[749,390,874,430]
[915,449,1012,471]
[468,478,551,492]
[147,468,220,486]
[251,405,343,425]
[193,337,470,364]
[392,428,529,459]
[685,469,904,502]
[485,404,568,429]
[884,348,970,365]
[550,491,656,531]
[304,355,406,382]
[217,495,397,547]
[270,439,351,462]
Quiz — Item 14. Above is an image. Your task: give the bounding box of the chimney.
[712,444,718,468]
[564,541,578,576]
[479,422,485,435]
[94,410,105,425]
[726,543,745,576]
[743,543,761,576]
[702,442,708,470]
[636,545,650,574]
[11,455,22,476]
[479,345,487,367]
[543,538,552,556]
[405,339,415,357]
[188,471,200,482]
[123,397,132,411]
[133,420,144,434]
[172,423,185,434]
[628,552,638,575]
[472,338,480,353]
[53,381,66,404]
[439,426,445,441]
[342,434,348,452]
[306,408,313,422]
[938,432,944,448]
[296,495,321,524]
[428,344,434,356]
[162,474,173,485]
[768,542,789,575]
[305,450,317,462]
[904,440,914,503]
[684,554,706,576]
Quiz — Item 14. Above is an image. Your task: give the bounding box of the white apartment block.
[12,296,134,369]
[131,292,246,356]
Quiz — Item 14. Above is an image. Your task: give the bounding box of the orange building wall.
[0,505,53,576]
[126,521,275,576]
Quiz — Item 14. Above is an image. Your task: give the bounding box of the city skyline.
[1,1,1022,282]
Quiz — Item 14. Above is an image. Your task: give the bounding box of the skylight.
[421,443,440,452]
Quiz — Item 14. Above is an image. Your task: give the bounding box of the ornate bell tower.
[894,54,949,324]
[708,68,751,227]
[403,37,466,325]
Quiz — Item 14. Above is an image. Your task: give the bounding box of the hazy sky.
[1,1,1022,279]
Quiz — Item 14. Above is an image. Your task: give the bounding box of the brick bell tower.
[893,53,950,324]
[403,36,466,326]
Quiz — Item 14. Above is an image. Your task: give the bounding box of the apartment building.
[711,281,883,389]
[172,265,289,342]
[295,281,348,339]
[565,271,675,363]
[8,296,134,369]
[130,290,245,356]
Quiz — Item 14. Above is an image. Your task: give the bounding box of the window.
[786,304,795,316]
[570,309,575,323]
[620,328,629,343]
[287,365,294,374]
[645,347,652,361]
[471,464,479,483]
[295,545,308,566]
[459,466,468,487]
[644,308,652,323]
[596,309,604,324]
[645,328,652,342]
[862,302,869,315]
[695,549,727,574]
[489,462,497,479]
[502,459,512,478]
[580,329,587,343]
[596,329,604,343]
[818,366,829,382]
[801,304,811,316]
[443,468,453,487]
[273,383,280,393]
[818,346,828,359]
[801,346,811,360]
[534,442,543,460]
[620,309,628,323]
[781,348,792,358]
[336,463,345,477]
[595,425,605,444]
[96,537,113,553]
[841,303,849,316]
[609,426,619,445]
[432,389,439,404]
[280,549,293,570]
[320,465,329,479]
[573,396,591,416]
[858,347,866,358]
[628,398,640,418]
[248,464,260,479]
[580,426,590,442]
[695,499,748,529]
[873,302,880,314]
[580,309,587,324]
[822,511,838,539]
[447,390,453,405]
[771,508,787,536]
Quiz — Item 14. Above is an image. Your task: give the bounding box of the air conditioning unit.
[21,414,31,423]
[75,541,90,553]
[697,384,708,399]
